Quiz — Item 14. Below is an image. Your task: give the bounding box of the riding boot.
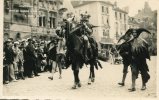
[84,40,89,63]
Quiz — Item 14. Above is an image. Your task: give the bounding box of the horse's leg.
[91,64,95,82]
[58,62,62,79]
[88,66,92,85]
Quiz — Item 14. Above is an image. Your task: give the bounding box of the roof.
[71,1,113,8]
[113,7,128,14]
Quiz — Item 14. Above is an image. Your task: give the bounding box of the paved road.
[3,56,157,99]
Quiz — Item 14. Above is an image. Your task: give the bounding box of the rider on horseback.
[80,11,93,63]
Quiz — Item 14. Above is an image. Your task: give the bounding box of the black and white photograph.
[2,0,158,99]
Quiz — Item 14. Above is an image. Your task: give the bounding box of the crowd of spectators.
[3,36,56,84]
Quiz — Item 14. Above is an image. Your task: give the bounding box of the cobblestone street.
[3,56,157,99]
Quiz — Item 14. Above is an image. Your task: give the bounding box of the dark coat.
[4,47,15,64]
[25,43,37,68]
[118,42,131,66]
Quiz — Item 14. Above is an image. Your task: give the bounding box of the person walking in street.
[117,42,131,86]
[48,35,59,80]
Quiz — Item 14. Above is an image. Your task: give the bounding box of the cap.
[14,41,19,45]
[80,11,91,21]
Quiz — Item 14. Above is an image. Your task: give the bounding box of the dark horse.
[63,19,102,89]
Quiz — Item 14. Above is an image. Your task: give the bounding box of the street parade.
[2,0,157,99]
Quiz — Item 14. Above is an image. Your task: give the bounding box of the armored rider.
[80,11,94,63]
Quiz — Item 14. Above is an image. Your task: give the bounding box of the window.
[124,14,126,22]
[43,16,46,27]
[103,30,106,36]
[102,6,104,13]
[124,24,127,30]
[107,18,109,26]
[120,13,122,19]
[50,17,52,28]
[106,8,109,14]
[39,16,46,27]
[53,18,56,28]
[115,12,117,20]
[102,16,104,24]
[39,17,42,26]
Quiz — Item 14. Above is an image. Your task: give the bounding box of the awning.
[100,37,114,45]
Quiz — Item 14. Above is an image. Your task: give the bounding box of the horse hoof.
[88,82,91,85]
[48,77,53,80]
[91,78,95,82]
[59,76,62,79]
[78,83,81,87]
[72,85,77,89]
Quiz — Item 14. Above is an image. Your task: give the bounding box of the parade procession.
[2,0,157,99]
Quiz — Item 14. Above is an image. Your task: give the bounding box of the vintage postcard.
[1,0,158,99]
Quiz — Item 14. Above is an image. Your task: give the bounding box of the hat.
[8,38,13,41]
[14,41,19,45]
[6,39,11,42]
[132,29,137,33]
[28,38,33,42]
[80,11,91,21]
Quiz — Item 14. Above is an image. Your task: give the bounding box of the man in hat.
[3,39,17,84]
[128,28,150,91]
[25,38,39,78]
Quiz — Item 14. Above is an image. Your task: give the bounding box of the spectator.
[3,39,17,84]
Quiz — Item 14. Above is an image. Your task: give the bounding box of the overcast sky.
[109,0,159,16]
[71,0,159,16]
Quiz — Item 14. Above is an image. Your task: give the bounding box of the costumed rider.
[80,11,94,63]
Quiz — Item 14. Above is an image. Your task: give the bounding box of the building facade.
[4,0,64,41]
[71,1,128,47]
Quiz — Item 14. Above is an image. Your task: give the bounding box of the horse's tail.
[97,60,103,69]
[92,59,102,70]
[94,62,98,70]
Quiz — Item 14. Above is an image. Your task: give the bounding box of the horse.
[63,18,102,89]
